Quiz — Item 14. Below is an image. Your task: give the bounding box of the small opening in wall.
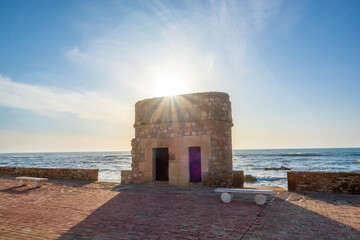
[153,148,169,181]
[189,147,202,182]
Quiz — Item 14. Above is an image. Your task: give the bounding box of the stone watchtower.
[121,92,244,187]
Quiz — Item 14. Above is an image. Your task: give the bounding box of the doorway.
[189,147,202,182]
[153,148,169,181]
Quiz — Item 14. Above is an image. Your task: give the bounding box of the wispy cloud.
[0,1,284,125]
[0,75,130,122]
[66,0,284,97]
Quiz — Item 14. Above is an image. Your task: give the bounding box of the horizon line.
[1,146,359,154]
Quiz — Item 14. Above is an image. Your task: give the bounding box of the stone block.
[144,171,152,183]
[287,171,296,191]
[121,170,132,184]
[231,171,244,188]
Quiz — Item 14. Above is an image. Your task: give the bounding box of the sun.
[153,73,188,97]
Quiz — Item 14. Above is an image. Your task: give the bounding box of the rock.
[265,166,291,171]
[245,174,257,183]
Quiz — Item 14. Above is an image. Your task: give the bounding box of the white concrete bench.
[16,176,48,188]
[215,188,274,205]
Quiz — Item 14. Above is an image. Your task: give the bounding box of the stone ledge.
[0,167,98,181]
[134,92,232,125]
[287,171,360,194]
[134,119,234,127]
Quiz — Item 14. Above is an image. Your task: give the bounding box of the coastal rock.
[264,166,291,171]
[245,174,257,183]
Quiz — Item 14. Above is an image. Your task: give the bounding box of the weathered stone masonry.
[0,167,98,181]
[288,171,360,194]
[121,92,243,187]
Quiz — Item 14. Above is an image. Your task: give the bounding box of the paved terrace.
[0,176,359,240]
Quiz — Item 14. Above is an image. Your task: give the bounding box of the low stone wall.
[122,170,244,188]
[0,167,98,181]
[287,171,360,194]
[202,170,244,188]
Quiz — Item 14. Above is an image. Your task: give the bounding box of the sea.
[0,148,359,189]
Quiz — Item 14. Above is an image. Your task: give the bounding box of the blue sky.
[0,0,359,152]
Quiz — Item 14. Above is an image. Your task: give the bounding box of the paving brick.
[0,177,359,239]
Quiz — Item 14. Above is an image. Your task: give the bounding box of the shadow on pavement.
[59,187,263,239]
[58,186,360,239]
[287,190,360,206]
[0,185,38,194]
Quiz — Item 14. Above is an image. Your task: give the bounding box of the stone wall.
[121,170,132,184]
[125,92,237,187]
[287,171,360,194]
[232,171,245,188]
[0,167,98,181]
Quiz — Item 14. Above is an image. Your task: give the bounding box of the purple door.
[154,148,169,181]
[189,147,202,182]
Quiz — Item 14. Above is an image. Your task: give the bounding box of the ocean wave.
[102,155,118,158]
[274,153,324,157]
[11,156,43,159]
[233,153,326,157]
[264,166,291,170]
[234,151,360,158]
[256,177,287,182]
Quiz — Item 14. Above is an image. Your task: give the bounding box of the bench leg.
[221,192,233,203]
[30,181,39,188]
[19,180,24,186]
[255,194,267,205]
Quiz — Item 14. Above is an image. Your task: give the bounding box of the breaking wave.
[256,177,287,182]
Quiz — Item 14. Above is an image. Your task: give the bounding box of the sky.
[0,0,359,153]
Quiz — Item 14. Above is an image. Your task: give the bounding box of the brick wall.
[287,171,360,194]
[0,167,98,181]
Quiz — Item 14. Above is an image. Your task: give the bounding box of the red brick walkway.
[0,177,359,239]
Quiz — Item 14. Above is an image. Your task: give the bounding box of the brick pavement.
[243,191,360,239]
[0,177,359,239]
